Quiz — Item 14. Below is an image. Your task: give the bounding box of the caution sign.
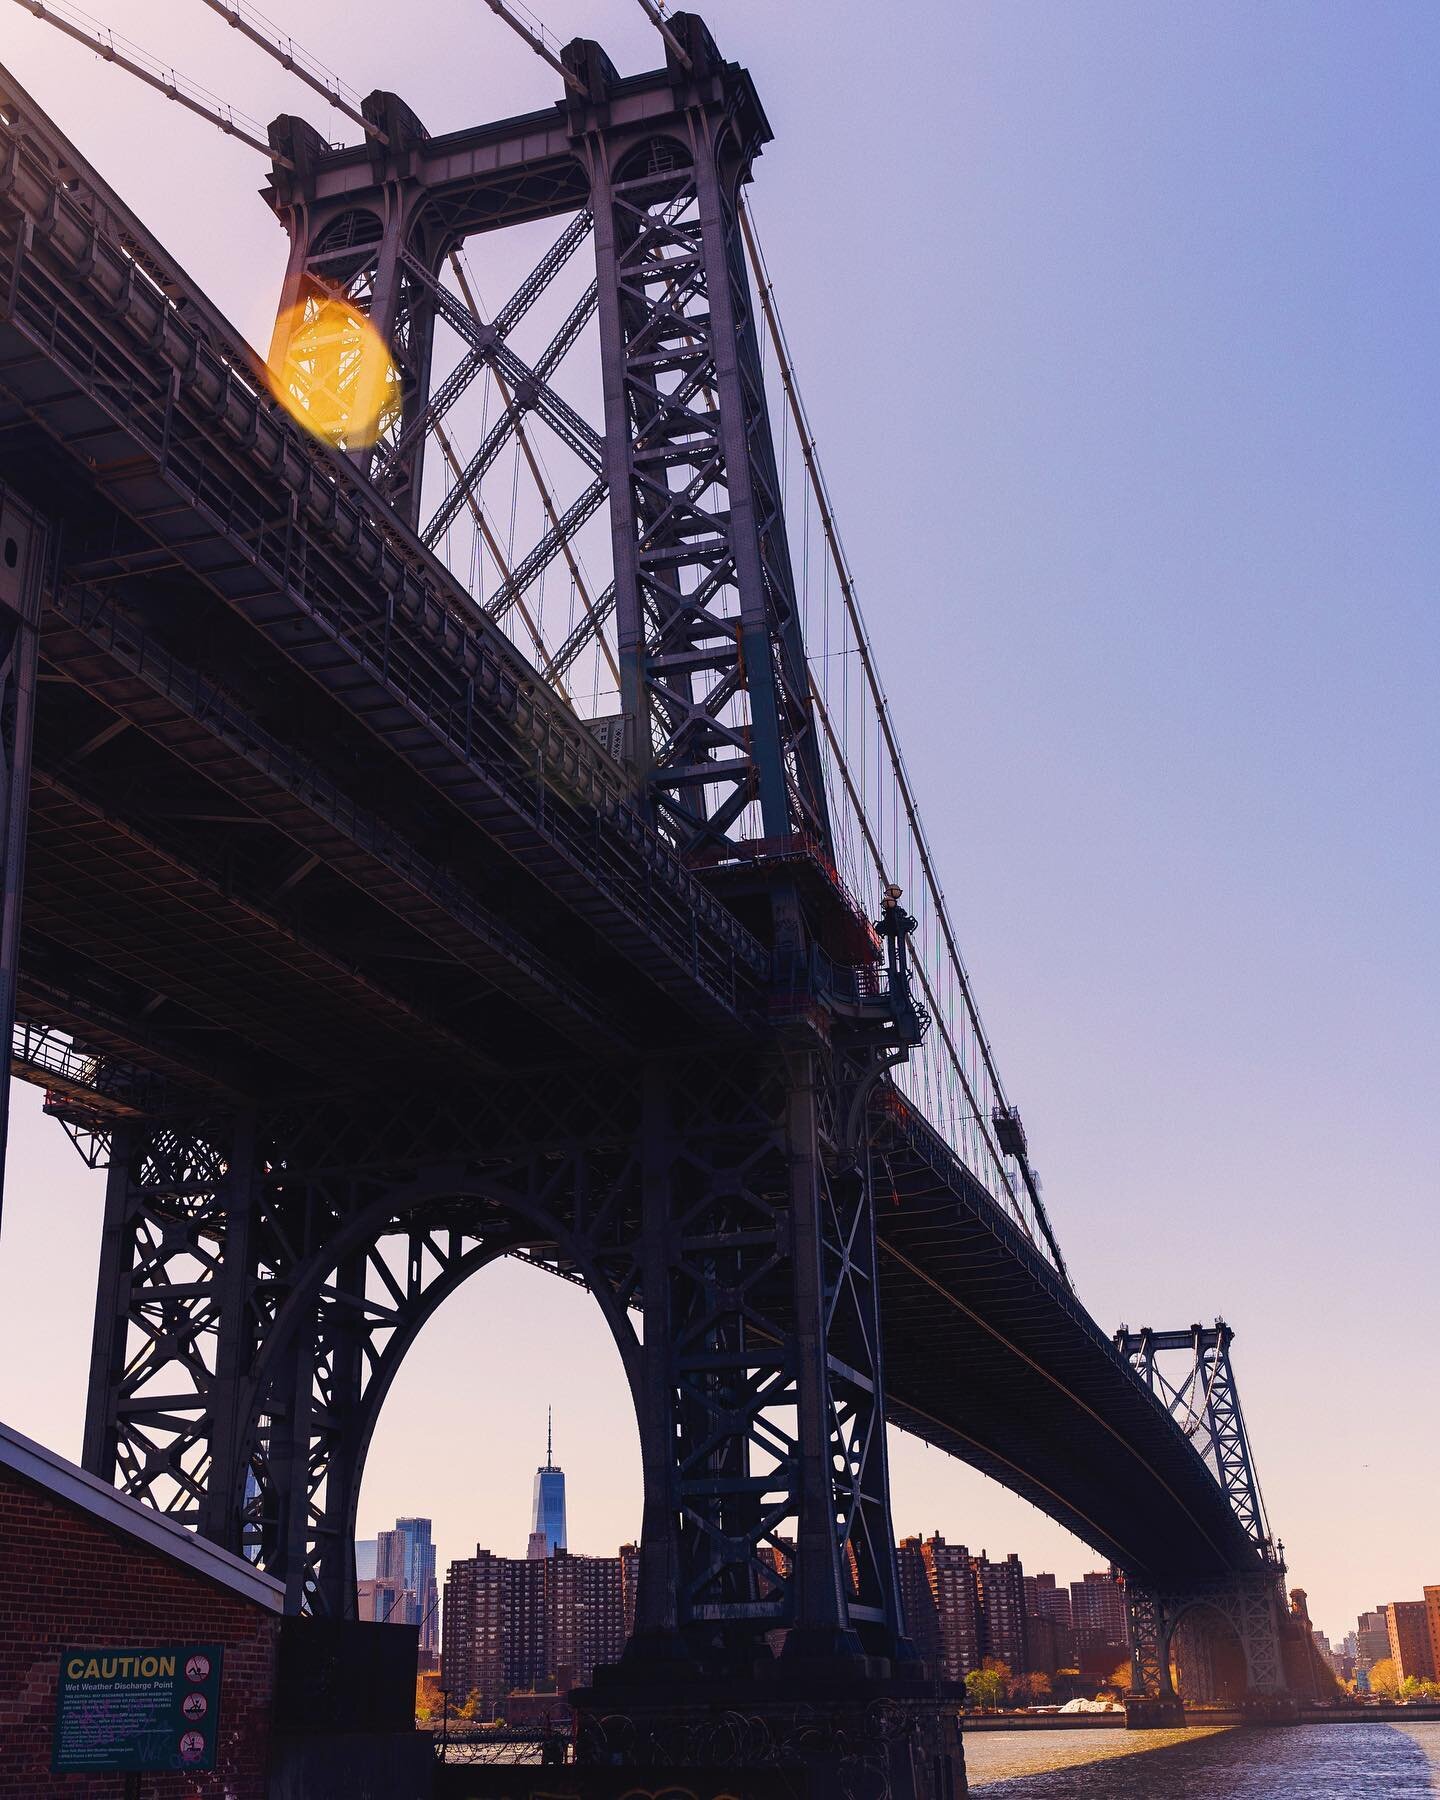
[53,1645,223,1773]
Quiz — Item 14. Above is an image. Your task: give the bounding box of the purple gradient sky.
[0,1,1435,1645]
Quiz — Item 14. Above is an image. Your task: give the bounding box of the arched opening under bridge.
[1167,1600,1251,1704]
[357,1248,644,1713]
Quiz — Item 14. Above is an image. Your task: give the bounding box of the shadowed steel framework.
[0,12,1308,1790]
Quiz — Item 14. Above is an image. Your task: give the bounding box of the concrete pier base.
[573,1664,967,1798]
[1123,1694,1185,1729]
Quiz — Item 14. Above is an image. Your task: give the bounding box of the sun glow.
[265,282,399,449]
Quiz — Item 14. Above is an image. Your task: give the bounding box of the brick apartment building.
[0,1419,282,1797]
[1386,1599,1437,1683]
[897,1537,1070,1681]
[1026,1572,1076,1670]
[926,1538,983,1677]
[1071,1571,1130,1676]
[441,1544,630,1716]
[896,1537,941,1667]
[1356,1608,1391,1673]
[974,1552,1029,1673]
[1426,1588,1440,1678]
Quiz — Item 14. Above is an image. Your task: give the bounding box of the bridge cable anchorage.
[479,0,587,96]
[742,195,1074,1286]
[630,0,693,69]
[10,0,295,166]
[193,0,388,145]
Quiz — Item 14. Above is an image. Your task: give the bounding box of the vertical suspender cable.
[740,197,1072,1284]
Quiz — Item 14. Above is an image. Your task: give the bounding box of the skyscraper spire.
[531,1408,566,1556]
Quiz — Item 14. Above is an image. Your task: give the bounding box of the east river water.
[963,1722,1440,1795]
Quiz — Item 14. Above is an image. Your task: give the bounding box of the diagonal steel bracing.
[1117,1322,1274,1556]
[420,269,604,548]
[384,209,595,478]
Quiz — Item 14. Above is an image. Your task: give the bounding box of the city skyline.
[364,1409,1137,1646]
[0,0,1434,1645]
[356,1403,1417,1657]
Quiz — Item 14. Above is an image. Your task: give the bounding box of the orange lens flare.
[265,284,399,450]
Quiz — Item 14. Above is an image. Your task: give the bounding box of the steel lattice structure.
[0,12,1308,1787]
[1116,1321,1273,1556]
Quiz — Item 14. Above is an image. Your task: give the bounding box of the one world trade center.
[529,1408,567,1557]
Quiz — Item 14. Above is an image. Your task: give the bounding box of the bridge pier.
[77,1049,968,1793]
[1125,1569,1296,1711]
[572,1668,966,1797]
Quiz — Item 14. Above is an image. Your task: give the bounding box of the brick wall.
[0,1465,279,1799]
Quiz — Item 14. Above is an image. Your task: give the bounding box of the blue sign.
[53,1645,223,1773]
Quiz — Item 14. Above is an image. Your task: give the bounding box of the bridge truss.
[0,8,1303,1787]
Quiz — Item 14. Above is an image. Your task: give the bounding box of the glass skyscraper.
[530,1410,567,1555]
[375,1515,439,1654]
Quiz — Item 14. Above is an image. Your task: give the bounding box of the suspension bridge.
[0,3,1313,1791]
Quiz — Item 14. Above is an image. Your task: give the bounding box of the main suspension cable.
[631,0,692,69]
[10,0,293,165]
[194,0,387,143]
[480,0,586,96]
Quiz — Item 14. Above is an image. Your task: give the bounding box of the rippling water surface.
[964,1722,1440,1795]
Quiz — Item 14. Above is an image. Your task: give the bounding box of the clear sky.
[0,1,1435,1647]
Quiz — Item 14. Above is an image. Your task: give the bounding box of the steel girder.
[0,123,770,1026]
[0,486,45,1200]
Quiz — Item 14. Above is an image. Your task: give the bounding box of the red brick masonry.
[0,1424,281,1799]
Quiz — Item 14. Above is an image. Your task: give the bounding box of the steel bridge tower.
[1116,1322,1304,1713]
[66,15,960,1793]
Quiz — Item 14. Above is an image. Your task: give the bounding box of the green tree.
[964,1659,1011,1711]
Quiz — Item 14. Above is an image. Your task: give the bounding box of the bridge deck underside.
[0,127,769,1095]
[873,1110,1258,1581]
